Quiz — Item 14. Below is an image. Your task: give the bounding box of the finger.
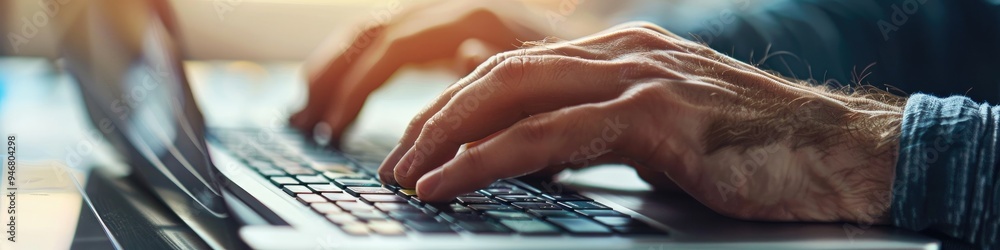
[393,55,666,187]
[413,101,643,201]
[376,44,607,183]
[319,9,544,147]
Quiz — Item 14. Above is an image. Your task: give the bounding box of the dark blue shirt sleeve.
[894,93,1000,249]
[645,0,1000,104]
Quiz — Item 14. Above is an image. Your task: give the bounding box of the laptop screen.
[62,3,240,248]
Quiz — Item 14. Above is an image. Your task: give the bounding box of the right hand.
[290,2,549,146]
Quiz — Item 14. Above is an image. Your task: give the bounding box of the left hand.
[378,22,902,223]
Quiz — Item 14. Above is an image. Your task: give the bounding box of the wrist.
[806,94,903,224]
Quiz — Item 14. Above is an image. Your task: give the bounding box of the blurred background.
[0,0,750,59]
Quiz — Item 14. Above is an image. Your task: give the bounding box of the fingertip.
[415,168,443,200]
[393,147,418,187]
[377,143,406,181]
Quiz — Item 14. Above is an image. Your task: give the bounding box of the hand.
[378,22,904,223]
[291,1,553,145]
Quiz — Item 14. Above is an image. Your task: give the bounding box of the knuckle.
[492,56,531,89]
[420,114,449,136]
[620,21,665,33]
[516,116,554,145]
[620,83,669,109]
[464,148,486,169]
[622,27,666,41]
[618,57,673,79]
[402,109,435,141]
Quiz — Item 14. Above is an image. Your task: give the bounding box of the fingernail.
[394,147,416,180]
[417,169,443,199]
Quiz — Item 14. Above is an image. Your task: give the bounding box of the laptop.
[62,2,939,249]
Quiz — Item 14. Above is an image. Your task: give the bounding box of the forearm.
[893,94,1000,249]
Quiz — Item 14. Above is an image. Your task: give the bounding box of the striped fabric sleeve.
[892,93,1000,249]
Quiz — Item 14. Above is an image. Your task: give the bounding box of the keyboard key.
[559,201,611,210]
[345,187,395,196]
[398,189,418,196]
[326,213,359,225]
[295,175,330,184]
[360,194,407,203]
[258,169,286,176]
[438,213,485,223]
[427,203,473,215]
[511,202,561,210]
[311,203,343,214]
[388,211,436,221]
[404,220,455,233]
[336,201,374,212]
[270,176,299,185]
[308,184,343,193]
[547,218,612,234]
[496,195,546,203]
[295,194,327,204]
[351,210,389,221]
[575,209,627,217]
[528,210,581,218]
[321,193,357,202]
[482,189,529,196]
[368,220,406,236]
[458,192,486,198]
[484,211,534,220]
[324,172,370,180]
[381,184,400,191]
[281,185,313,196]
[313,163,355,173]
[374,203,424,213]
[335,179,382,187]
[593,216,634,227]
[284,167,316,175]
[456,197,499,204]
[340,222,371,235]
[499,219,560,235]
[487,182,518,189]
[467,204,517,212]
[457,221,511,234]
[543,194,592,201]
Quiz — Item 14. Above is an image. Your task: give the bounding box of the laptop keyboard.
[212,129,666,237]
